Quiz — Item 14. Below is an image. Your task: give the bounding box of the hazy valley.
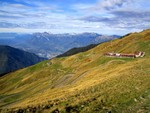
[0,33,119,59]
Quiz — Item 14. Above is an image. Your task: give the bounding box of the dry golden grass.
[0,29,150,112]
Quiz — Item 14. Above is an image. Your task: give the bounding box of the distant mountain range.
[0,32,120,58]
[0,45,46,76]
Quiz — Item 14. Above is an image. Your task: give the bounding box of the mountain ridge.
[0,45,47,76]
[56,44,99,58]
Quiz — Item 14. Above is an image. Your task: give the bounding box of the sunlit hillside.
[0,29,150,113]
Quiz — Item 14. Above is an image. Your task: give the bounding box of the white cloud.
[0,0,150,35]
[93,0,131,11]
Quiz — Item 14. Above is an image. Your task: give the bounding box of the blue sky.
[0,0,150,35]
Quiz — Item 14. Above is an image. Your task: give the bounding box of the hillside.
[0,45,46,76]
[0,29,150,113]
[56,44,98,58]
[0,33,119,58]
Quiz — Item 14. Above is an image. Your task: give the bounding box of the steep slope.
[0,29,150,113]
[0,45,46,76]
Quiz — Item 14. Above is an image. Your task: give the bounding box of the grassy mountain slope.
[0,46,46,76]
[0,29,150,113]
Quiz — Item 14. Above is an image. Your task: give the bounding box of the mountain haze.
[0,29,150,112]
[0,33,119,58]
